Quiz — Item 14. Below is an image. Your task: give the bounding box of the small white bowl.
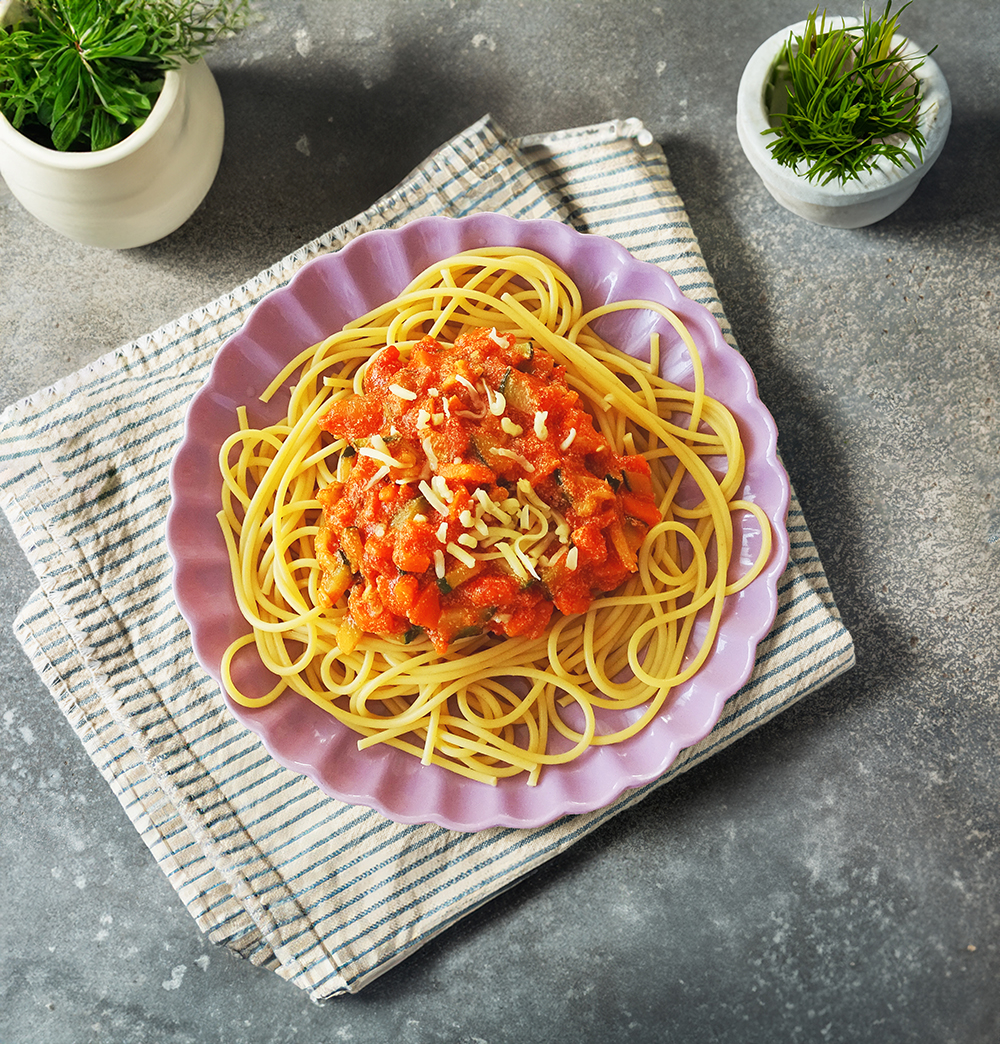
[0,57,224,248]
[737,18,951,228]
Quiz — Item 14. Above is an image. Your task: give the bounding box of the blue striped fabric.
[1,115,854,998]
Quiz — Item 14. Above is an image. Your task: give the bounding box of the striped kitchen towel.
[0,115,855,1000]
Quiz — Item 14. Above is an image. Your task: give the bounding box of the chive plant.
[0,0,251,151]
[763,2,936,185]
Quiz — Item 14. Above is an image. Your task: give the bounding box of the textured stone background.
[2,2,997,1042]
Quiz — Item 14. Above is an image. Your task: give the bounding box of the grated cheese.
[475,488,513,524]
[456,374,480,398]
[364,465,390,490]
[420,436,439,471]
[420,479,449,516]
[431,475,454,502]
[447,542,477,568]
[485,384,507,417]
[359,445,402,468]
[490,447,534,472]
[513,543,541,580]
[494,541,530,581]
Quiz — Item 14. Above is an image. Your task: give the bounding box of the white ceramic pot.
[737,18,951,228]
[0,57,225,248]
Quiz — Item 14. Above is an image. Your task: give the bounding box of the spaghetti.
[217,245,772,786]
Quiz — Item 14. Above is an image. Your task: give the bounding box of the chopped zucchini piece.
[470,429,506,467]
[391,495,428,528]
[443,560,480,592]
[511,341,534,365]
[498,368,535,414]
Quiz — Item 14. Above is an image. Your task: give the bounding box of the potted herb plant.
[0,0,252,248]
[736,2,950,228]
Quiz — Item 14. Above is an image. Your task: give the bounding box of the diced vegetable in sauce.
[315,328,661,653]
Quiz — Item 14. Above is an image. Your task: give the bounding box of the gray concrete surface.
[2,2,997,1042]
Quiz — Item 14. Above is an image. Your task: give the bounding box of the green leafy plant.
[763,2,936,185]
[0,0,251,152]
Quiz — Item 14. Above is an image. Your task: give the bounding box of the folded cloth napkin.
[0,115,855,1000]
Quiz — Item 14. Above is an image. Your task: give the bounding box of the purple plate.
[166,214,790,832]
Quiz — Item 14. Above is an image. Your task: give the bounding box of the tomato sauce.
[315,328,661,653]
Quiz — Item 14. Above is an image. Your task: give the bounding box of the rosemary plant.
[763,2,936,185]
[0,0,251,151]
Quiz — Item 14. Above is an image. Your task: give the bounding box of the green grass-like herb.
[763,2,936,185]
[0,1,251,152]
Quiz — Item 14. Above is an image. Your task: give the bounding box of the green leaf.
[82,31,149,60]
[50,101,85,151]
[762,1,934,184]
[50,70,80,123]
[89,107,122,151]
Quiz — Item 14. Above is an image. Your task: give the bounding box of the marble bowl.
[736,18,951,228]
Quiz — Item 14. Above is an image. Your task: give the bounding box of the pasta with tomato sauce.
[217,245,772,786]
